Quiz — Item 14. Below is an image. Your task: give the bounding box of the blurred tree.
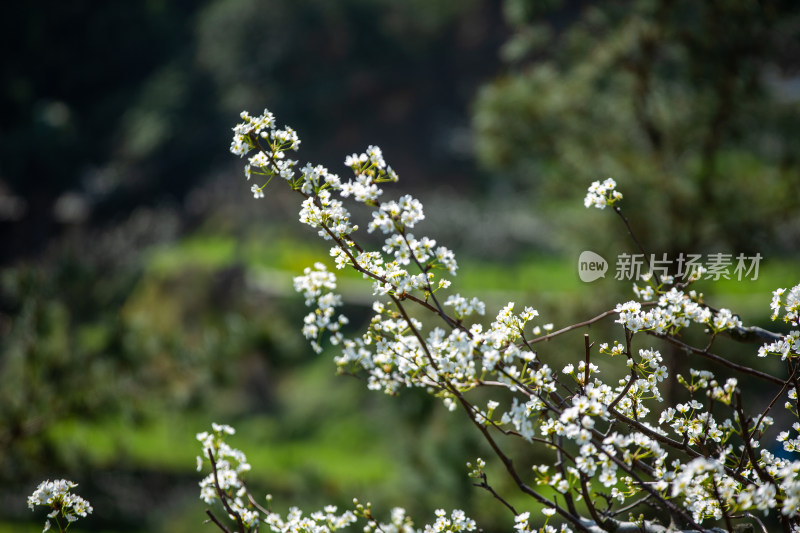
[194,0,505,183]
[0,217,262,482]
[473,0,800,257]
[0,1,221,260]
[1,0,508,263]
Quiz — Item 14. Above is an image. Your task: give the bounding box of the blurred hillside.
[1,2,517,531]
[0,0,506,263]
[474,0,800,259]
[1,1,799,532]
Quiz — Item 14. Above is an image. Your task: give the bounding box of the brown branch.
[710,474,734,533]
[653,333,784,386]
[207,449,245,533]
[205,510,233,533]
[608,407,753,488]
[529,309,620,344]
[614,206,652,273]
[554,435,580,518]
[733,390,775,486]
[472,471,518,516]
[583,334,591,391]
[578,473,607,529]
[466,407,590,531]
[398,230,460,331]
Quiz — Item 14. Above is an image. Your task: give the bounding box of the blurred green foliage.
[2,0,799,531]
[4,223,793,530]
[1,0,504,260]
[474,0,800,257]
[0,222,491,530]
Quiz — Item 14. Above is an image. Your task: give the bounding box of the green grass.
[458,255,584,294]
[135,231,800,352]
[243,418,400,484]
[0,524,42,533]
[44,411,399,483]
[0,527,136,533]
[242,235,331,273]
[690,258,798,322]
[42,353,404,487]
[146,235,238,276]
[44,414,201,471]
[144,230,797,291]
[16,231,796,533]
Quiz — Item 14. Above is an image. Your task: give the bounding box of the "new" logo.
[578,251,608,282]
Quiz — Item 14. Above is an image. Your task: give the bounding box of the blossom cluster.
[293,262,349,353]
[231,109,301,198]
[759,330,800,360]
[196,423,260,529]
[332,299,545,403]
[16,109,800,533]
[771,284,800,323]
[615,285,741,335]
[513,509,569,533]
[225,110,800,532]
[422,509,476,533]
[263,506,358,533]
[195,423,479,533]
[757,284,800,363]
[583,178,623,209]
[230,111,460,309]
[28,479,92,533]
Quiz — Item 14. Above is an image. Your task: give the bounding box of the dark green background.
[2,1,799,531]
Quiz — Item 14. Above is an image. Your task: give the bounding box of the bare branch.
[654,333,784,386]
[472,471,518,516]
[205,510,233,533]
[207,449,246,533]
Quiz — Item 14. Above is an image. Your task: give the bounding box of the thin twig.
[748,366,796,451]
[243,484,270,515]
[738,512,769,533]
[608,494,652,517]
[399,230,460,331]
[208,449,246,533]
[733,391,775,486]
[710,474,734,533]
[205,510,233,533]
[452,393,591,532]
[613,206,652,273]
[472,472,518,515]
[583,334,591,392]
[529,309,620,344]
[654,333,784,386]
[578,473,606,529]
